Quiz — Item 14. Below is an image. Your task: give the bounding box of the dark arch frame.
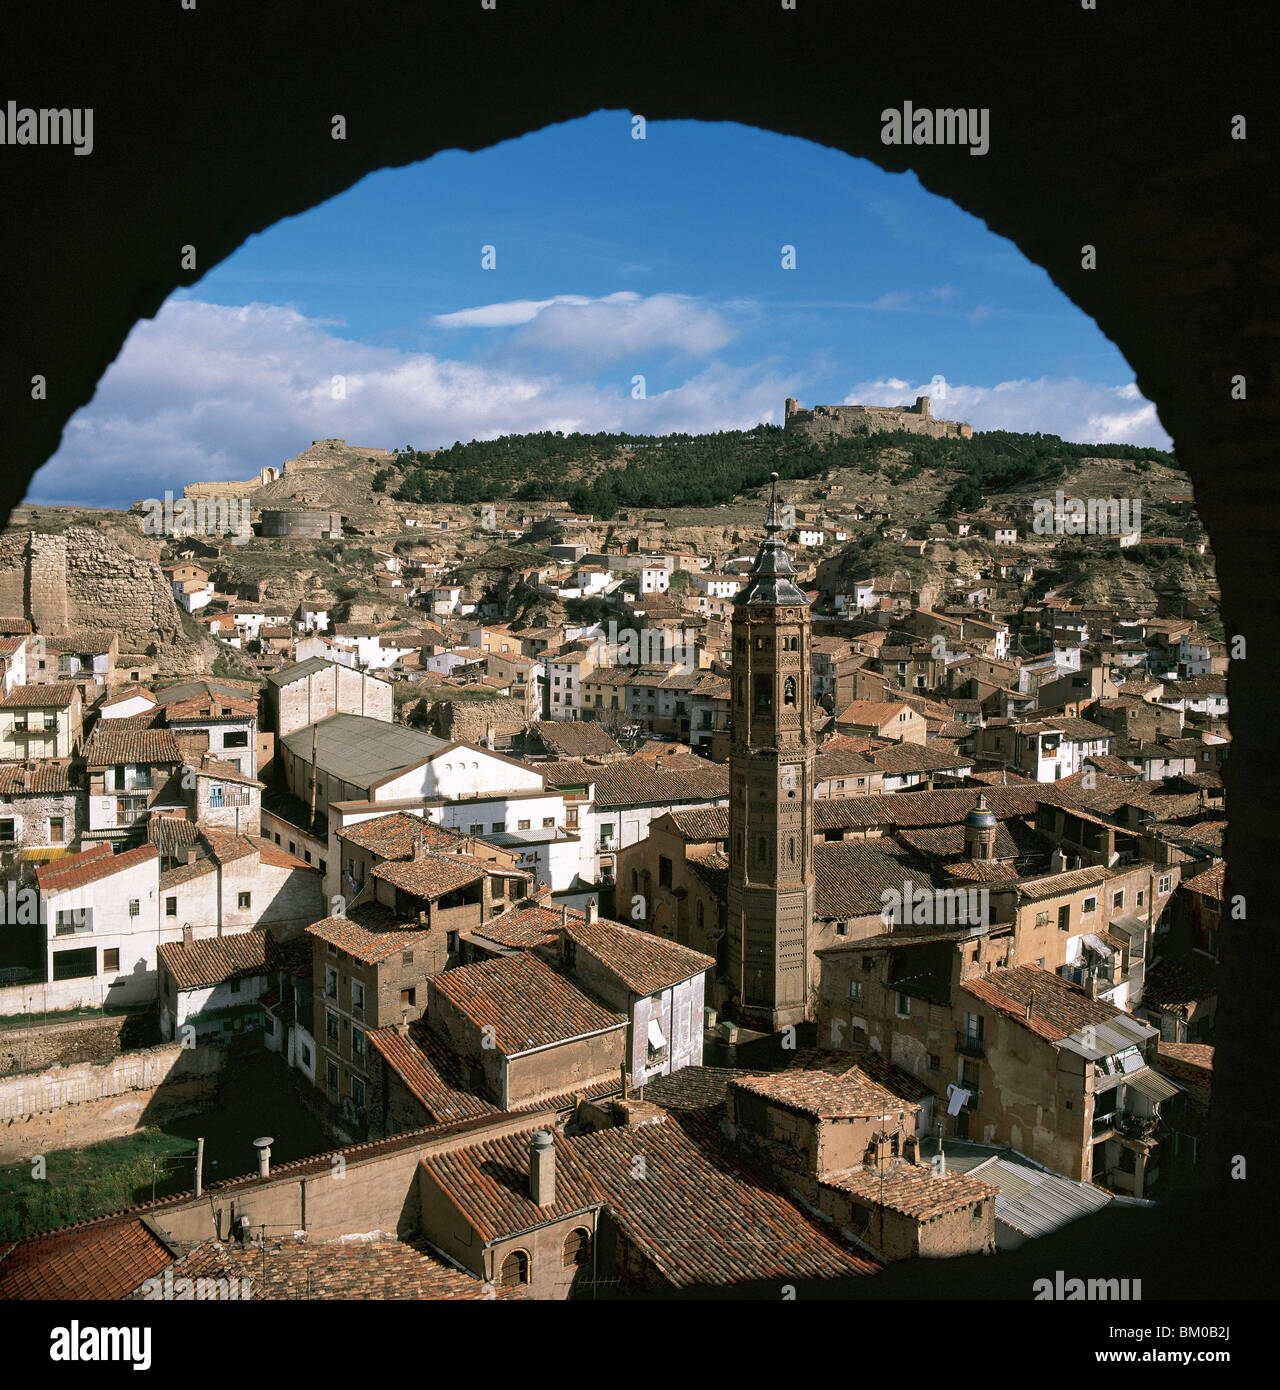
[2,0,1272,1301]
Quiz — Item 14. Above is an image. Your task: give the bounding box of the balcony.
[956,1031,986,1059]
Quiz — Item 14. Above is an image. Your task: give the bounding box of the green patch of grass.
[0,1129,198,1241]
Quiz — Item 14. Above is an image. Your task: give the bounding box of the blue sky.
[31,113,1171,507]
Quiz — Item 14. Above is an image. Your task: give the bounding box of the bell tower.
[726,473,816,1030]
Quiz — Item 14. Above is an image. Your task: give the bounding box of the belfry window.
[783,676,797,706]
[753,674,772,713]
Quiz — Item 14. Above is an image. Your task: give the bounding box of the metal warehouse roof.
[280,713,450,789]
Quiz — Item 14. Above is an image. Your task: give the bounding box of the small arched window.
[563,1227,591,1268]
[499,1248,530,1287]
[757,836,768,863]
[783,676,797,706]
[696,900,705,931]
[788,836,796,865]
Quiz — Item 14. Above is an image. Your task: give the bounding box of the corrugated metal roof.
[1125,1069,1181,1103]
[280,713,449,789]
[968,1156,1112,1239]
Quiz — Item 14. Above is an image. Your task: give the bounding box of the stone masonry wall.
[0,1041,223,1162]
[784,396,973,443]
[0,528,206,675]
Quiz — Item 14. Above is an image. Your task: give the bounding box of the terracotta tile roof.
[822,1161,999,1220]
[190,754,264,788]
[306,905,432,965]
[367,1027,499,1124]
[336,812,464,859]
[158,929,272,991]
[815,748,881,779]
[162,692,257,722]
[529,720,625,760]
[667,806,729,842]
[1157,1040,1213,1078]
[36,841,157,894]
[0,680,83,709]
[835,700,913,726]
[564,916,714,995]
[1087,753,1142,778]
[1142,952,1220,1016]
[1014,865,1113,900]
[0,1218,174,1300]
[429,953,626,1055]
[542,754,729,809]
[372,853,485,900]
[946,860,1020,883]
[642,1066,750,1112]
[159,857,218,888]
[131,1234,490,1300]
[198,830,261,866]
[687,850,729,899]
[147,814,200,855]
[83,726,183,768]
[896,822,1020,861]
[469,901,566,950]
[1180,862,1225,899]
[732,1069,916,1121]
[811,784,1060,833]
[961,965,1128,1043]
[564,1113,878,1287]
[418,1129,603,1241]
[812,841,928,919]
[782,1048,934,1103]
[0,759,79,795]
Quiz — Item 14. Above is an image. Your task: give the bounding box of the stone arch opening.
[1,0,1267,1300]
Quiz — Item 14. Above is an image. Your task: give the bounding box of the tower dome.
[963,793,998,861]
[964,792,997,829]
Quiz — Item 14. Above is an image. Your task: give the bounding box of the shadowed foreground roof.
[563,1113,879,1288]
[128,1234,492,1300]
[0,1218,174,1301]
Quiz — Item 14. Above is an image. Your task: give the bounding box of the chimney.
[182,923,193,949]
[1025,987,1036,1020]
[397,1010,410,1038]
[1086,972,1100,1000]
[529,1129,555,1207]
[413,834,427,861]
[535,880,552,906]
[253,1135,273,1179]
[561,904,569,928]
[585,898,597,924]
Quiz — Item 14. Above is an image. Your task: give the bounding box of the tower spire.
[766,470,782,535]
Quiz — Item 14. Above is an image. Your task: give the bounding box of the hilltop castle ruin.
[784,395,972,443]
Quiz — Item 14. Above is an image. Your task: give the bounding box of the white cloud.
[435,290,737,365]
[870,285,961,311]
[26,298,777,506]
[431,295,593,328]
[842,375,1172,449]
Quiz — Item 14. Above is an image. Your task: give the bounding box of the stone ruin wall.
[784,396,973,442]
[0,528,207,673]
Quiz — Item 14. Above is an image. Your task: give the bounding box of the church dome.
[964,793,997,829]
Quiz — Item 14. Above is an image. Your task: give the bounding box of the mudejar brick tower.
[726,474,816,1030]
